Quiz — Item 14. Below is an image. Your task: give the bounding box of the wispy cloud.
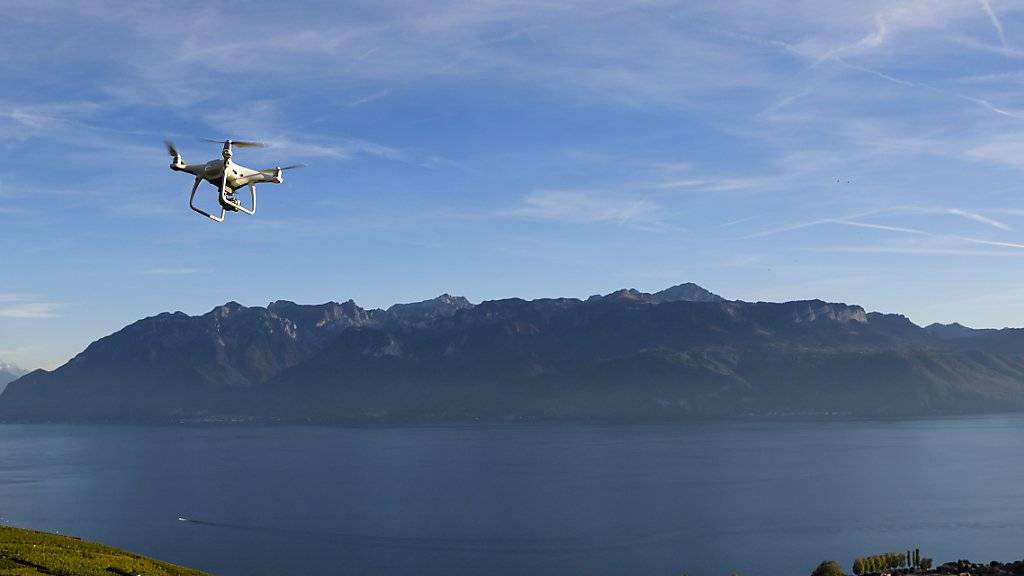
[144,268,201,276]
[256,135,450,168]
[347,90,392,107]
[967,134,1024,169]
[264,137,398,160]
[0,295,61,317]
[514,189,662,227]
[812,245,1024,257]
[650,177,762,192]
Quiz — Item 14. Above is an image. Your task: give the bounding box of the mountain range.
[3,283,1024,423]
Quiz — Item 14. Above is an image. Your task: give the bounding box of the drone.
[166,138,303,222]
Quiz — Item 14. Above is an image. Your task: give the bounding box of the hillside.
[0,525,207,576]
[3,284,1024,423]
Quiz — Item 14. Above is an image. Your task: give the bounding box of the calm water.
[2,418,1024,575]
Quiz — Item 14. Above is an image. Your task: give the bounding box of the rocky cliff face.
[3,284,1024,423]
[386,294,473,327]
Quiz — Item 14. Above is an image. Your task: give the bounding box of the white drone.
[166,138,303,222]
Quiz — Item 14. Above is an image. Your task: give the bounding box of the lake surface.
[2,418,1024,575]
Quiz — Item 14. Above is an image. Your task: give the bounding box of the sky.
[4,0,1024,369]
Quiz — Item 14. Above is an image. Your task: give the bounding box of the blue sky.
[4,1,1024,369]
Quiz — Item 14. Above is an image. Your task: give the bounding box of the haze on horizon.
[4,1,1024,370]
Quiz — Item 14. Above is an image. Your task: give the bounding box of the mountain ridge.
[4,283,1024,423]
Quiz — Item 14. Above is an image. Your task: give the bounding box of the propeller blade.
[165,140,180,157]
[258,164,306,174]
[200,138,265,148]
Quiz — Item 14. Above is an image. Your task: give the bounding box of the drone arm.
[181,164,205,176]
[189,176,225,222]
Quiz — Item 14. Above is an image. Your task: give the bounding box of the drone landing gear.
[189,176,225,222]
[187,178,258,222]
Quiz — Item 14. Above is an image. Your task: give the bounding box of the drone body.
[166,139,302,222]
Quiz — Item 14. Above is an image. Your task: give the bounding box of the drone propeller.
[200,138,266,148]
[165,140,180,157]
[258,164,306,174]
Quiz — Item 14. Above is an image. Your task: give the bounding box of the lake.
[2,417,1023,575]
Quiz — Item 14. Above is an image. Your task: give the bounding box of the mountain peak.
[925,322,981,340]
[605,288,646,301]
[653,283,724,303]
[601,283,724,304]
[386,294,474,325]
[388,294,473,310]
[210,301,246,317]
[435,293,471,305]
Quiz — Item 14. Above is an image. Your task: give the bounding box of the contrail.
[835,59,1024,121]
[824,219,929,235]
[980,0,1009,49]
[742,27,1024,123]
[959,236,1024,250]
[945,208,1013,231]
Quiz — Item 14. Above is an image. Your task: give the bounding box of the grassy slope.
[0,526,208,576]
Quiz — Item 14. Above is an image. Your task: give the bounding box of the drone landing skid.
[188,177,223,222]
[188,177,257,222]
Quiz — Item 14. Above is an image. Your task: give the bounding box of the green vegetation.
[849,547,935,575]
[811,560,845,576]
[0,525,207,576]
[852,550,910,574]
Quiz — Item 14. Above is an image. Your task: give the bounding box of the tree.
[914,548,920,568]
[920,557,933,571]
[811,560,845,576]
[853,558,865,575]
